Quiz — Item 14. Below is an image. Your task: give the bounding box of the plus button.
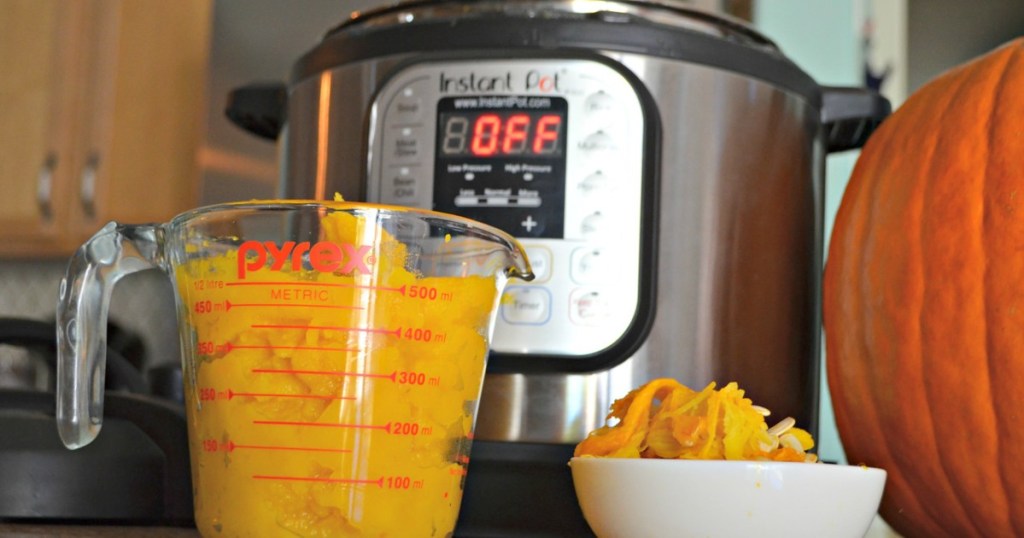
[521,215,539,232]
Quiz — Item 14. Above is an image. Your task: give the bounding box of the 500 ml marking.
[405,285,453,302]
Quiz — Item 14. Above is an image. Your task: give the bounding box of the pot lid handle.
[821,86,892,153]
[225,82,287,141]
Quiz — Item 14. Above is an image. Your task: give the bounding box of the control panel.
[367,59,646,358]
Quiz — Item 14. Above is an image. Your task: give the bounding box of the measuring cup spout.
[56,222,165,449]
[503,239,535,284]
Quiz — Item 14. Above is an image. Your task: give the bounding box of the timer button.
[501,286,552,325]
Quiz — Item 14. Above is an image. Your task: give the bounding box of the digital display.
[438,110,565,157]
[433,96,568,239]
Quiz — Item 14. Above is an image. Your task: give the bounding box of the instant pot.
[228,1,889,535]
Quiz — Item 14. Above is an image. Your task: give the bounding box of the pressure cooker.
[227,1,889,535]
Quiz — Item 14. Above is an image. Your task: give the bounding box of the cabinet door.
[69,0,212,239]
[0,1,89,255]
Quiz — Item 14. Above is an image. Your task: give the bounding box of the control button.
[392,87,423,122]
[388,166,418,202]
[524,246,552,282]
[569,289,611,326]
[387,126,422,163]
[580,131,616,152]
[501,286,552,325]
[580,212,604,236]
[395,133,419,158]
[579,170,611,195]
[585,90,616,114]
[521,215,540,233]
[571,247,609,284]
[583,91,626,132]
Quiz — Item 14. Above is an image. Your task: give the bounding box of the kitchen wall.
[753,0,863,469]
[0,1,368,387]
[199,0,378,204]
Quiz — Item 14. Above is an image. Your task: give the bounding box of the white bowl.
[570,457,886,538]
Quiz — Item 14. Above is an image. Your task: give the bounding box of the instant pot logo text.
[237,240,374,279]
[439,69,560,93]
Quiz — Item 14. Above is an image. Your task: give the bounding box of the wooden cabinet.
[0,0,211,257]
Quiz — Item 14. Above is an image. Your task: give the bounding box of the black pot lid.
[336,0,778,51]
[292,0,822,107]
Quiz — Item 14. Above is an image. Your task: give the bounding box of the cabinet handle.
[80,152,99,219]
[37,154,57,222]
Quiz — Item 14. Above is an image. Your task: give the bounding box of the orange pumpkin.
[824,39,1024,537]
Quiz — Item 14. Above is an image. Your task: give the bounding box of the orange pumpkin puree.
[574,378,816,462]
[175,208,498,536]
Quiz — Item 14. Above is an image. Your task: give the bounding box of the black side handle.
[225,82,288,140]
[821,86,891,153]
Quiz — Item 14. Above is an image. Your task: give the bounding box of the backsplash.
[0,260,181,389]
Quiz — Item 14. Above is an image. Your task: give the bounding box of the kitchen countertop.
[0,519,901,537]
[0,525,199,537]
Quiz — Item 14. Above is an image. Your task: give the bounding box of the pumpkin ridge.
[889,67,985,535]
[850,64,980,535]
[832,125,948,534]
[826,115,946,535]
[917,55,1008,535]
[981,42,1024,538]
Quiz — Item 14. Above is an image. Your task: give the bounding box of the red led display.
[441,112,564,157]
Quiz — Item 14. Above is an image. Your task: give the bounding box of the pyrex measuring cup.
[55,200,532,537]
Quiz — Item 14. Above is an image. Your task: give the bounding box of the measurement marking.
[226,281,406,295]
[252,368,396,382]
[254,420,392,432]
[229,302,363,311]
[230,442,351,454]
[252,324,401,338]
[225,389,355,401]
[228,343,359,353]
[252,475,384,487]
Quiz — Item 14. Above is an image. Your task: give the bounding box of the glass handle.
[56,222,165,449]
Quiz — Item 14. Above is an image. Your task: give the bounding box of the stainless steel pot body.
[281,50,824,442]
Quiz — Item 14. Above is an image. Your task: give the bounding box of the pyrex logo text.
[237,240,374,279]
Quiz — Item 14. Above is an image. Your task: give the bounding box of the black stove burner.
[0,318,192,526]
